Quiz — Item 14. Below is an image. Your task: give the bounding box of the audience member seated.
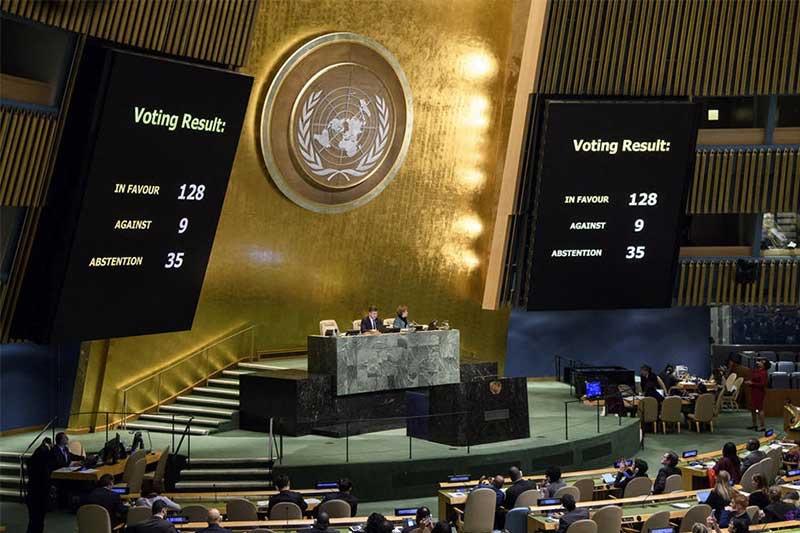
[477,475,505,529]
[193,508,231,533]
[748,474,769,509]
[556,494,588,533]
[49,432,83,470]
[713,442,742,484]
[135,491,182,512]
[268,474,308,515]
[365,512,391,533]
[741,438,766,471]
[653,451,680,494]
[85,474,128,527]
[401,507,431,533]
[725,493,751,528]
[705,471,732,523]
[613,458,648,492]
[127,500,178,533]
[763,487,799,522]
[430,521,451,533]
[319,478,358,516]
[302,511,338,533]
[659,364,678,393]
[543,466,565,498]
[504,467,535,509]
[706,515,748,533]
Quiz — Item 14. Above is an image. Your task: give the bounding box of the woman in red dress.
[747,359,769,431]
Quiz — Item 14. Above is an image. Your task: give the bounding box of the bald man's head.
[207,508,222,524]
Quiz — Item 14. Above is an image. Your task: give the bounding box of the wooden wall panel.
[537,0,800,96]
[0,108,58,207]
[688,148,800,213]
[677,259,799,306]
[0,0,259,67]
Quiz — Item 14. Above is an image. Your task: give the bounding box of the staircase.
[125,359,295,437]
[174,457,274,492]
[0,451,25,500]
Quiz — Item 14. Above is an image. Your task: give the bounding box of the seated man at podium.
[360,306,382,333]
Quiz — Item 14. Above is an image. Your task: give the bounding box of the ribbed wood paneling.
[688,148,800,214]
[538,0,800,96]
[676,259,799,306]
[0,108,58,207]
[0,0,259,67]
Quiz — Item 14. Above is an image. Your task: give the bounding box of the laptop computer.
[696,489,711,503]
[585,380,602,399]
[682,450,698,459]
[650,528,674,533]
[601,473,616,484]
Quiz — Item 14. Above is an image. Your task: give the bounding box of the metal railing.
[563,395,622,440]
[120,324,258,426]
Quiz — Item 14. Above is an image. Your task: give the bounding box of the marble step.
[159,404,236,418]
[237,362,288,372]
[208,378,240,388]
[176,395,239,408]
[0,462,21,473]
[194,386,239,398]
[124,421,213,436]
[0,451,27,461]
[222,369,254,377]
[185,457,274,467]
[0,487,21,500]
[138,414,227,428]
[0,475,21,486]
[179,467,272,481]
[174,479,274,491]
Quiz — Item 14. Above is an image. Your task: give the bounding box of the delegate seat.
[455,487,496,533]
[638,510,670,533]
[181,505,209,522]
[554,485,581,501]
[572,478,595,502]
[638,397,658,433]
[319,320,339,336]
[126,506,152,526]
[591,505,622,533]
[317,499,351,518]
[77,504,112,533]
[565,519,597,533]
[229,498,259,521]
[504,508,528,533]
[771,372,791,388]
[687,393,715,432]
[778,352,797,362]
[777,361,795,373]
[622,476,652,498]
[512,489,542,508]
[660,396,683,433]
[677,504,711,532]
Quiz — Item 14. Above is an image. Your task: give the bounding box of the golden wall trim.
[1,0,260,67]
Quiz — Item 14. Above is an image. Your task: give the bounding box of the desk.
[50,451,162,482]
[527,491,701,532]
[674,379,718,393]
[308,330,460,395]
[176,514,406,531]
[678,435,778,491]
[121,487,336,503]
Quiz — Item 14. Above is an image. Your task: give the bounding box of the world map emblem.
[260,33,413,213]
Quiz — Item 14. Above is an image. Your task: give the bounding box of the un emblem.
[260,33,413,213]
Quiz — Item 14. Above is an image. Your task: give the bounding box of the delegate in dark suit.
[360,315,382,333]
[48,445,82,471]
[26,440,52,533]
[268,490,308,515]
[319,491,358,516]
[504,477,536,509]
[85,486,128,526]
[557,508,589,533]
[193,524,232,533]
[127,517,178,533]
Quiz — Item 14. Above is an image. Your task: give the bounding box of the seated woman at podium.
[393,305,410,329]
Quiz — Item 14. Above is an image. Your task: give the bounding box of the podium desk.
[308,329,460,395]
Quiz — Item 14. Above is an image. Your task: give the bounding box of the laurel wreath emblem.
[297,90,390,181]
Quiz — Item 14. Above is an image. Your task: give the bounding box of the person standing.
[26,437,52,533]
[747,359,769,431]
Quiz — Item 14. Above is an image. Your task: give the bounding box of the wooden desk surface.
[176,515,406,531]
[121,487,336,502]
[438,466,616,490]
[51,451,162,481]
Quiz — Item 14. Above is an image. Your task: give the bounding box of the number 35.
[165,252,184,268]
[625,246,645,259]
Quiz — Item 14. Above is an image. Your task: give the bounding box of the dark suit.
[504,478,536,509]
[127,517,178,533]
[360,316,382,333]
[268,490,308,515]
[193,524,232,533]
[319,491,358,516]
[652,465,681,494]
[557,508,589,533]
[85,487,127,526]
[26,444,52,533]
[48,445,82,471]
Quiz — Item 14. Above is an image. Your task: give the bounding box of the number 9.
[634,219,644,232]
[178,218,188,234]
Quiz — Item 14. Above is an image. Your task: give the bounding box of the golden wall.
[76,0,529,419]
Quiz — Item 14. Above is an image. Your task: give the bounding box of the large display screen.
[527,100,697,311]
[15,47,252,340]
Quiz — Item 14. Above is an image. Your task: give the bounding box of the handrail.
[19,415,58,498]
[120,324,257,394]
[173,416,194,464]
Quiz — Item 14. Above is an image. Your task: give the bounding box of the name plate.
[484,409,510,421]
